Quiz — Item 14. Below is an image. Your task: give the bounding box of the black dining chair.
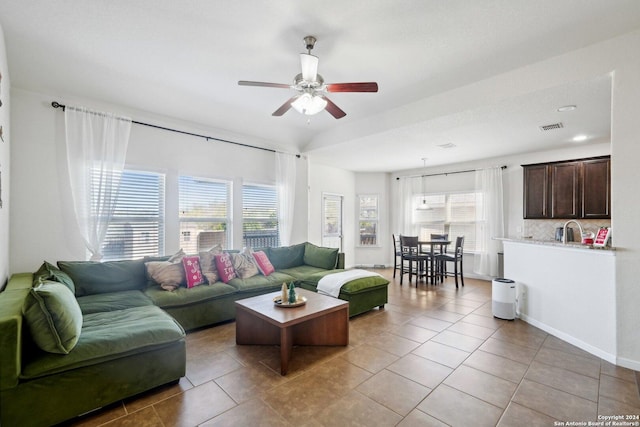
[435,236,465,288]
[430,233,448,283]
[399,235,431,286]
[392,234,402,278]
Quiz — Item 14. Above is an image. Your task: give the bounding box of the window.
[242,183,279,248]
[179,176,231,253]
[100,170,165,261]
[358,195,378,246]
[412,191,480,251]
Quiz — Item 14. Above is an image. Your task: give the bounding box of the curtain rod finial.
[51,101,65,111]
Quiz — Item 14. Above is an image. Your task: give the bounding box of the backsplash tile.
[523,219,611,243]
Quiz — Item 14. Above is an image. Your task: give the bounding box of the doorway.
[322,193,343,251]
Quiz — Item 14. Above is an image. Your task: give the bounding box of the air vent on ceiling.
[539,122,564,131]
[437,142,457,149]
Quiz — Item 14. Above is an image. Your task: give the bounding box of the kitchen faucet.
[562,219,584,243]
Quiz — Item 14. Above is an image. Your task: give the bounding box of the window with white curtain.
[412,191,481,251]
[242,183,279,248]
[99,169,165,261]
[358,194,378,246]
[179,176,231,253]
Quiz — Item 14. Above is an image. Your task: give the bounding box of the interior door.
[322,193,343,251]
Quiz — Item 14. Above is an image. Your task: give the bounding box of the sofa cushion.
[227,271,296,294]
[199,245,222,284]
[277,265,332,281]
[182,256,205,288]
[303,243,339,270]
[252,250,275,276]
[145,282,237,308]
[215,253,237,283]
[144,250,186,291]
[33,261,75,294]
[77,290,154,314]
[267,243,305,269]
[231,251,259,279]
[22,282,83,354]
[21,305,184,380]
[58,260,146,296]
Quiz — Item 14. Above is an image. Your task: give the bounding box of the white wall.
[307,161,356,268]
[9,88,308,273]
[354,172,390,267]
[0,23,9,288]
[609,43,640,370]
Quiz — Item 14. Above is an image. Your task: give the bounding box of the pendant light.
[416,157,431,210]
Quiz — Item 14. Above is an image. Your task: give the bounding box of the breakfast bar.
[501,238,616,363]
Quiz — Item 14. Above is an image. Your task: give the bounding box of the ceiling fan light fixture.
[291,93,327,115]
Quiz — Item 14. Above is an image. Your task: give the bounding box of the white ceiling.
[2,1,639,172]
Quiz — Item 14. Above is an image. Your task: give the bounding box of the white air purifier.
[492,278,516,320]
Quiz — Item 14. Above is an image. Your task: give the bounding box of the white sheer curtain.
[276,152,297,246]
[395,176,421,237]
[65,106,131,261]
[473,166,505,277]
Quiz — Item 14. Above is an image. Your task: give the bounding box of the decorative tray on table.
[273,296,307,308]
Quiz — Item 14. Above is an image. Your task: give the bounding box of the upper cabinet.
[522,156,610,219]
[582,157,611,218]
[523,164,549,218]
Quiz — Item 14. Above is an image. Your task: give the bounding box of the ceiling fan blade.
[320,96,347,119]
[238,80,291,89]
[326,82,379,93]
[272,96,299,116]
[300,53,318,82]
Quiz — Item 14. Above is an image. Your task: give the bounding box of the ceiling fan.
[238,36,378,119]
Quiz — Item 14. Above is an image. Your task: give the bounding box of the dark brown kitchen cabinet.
[522,156,610,219]
[582,157,610,218]
[523,164,549,218]
[550,161,581,218]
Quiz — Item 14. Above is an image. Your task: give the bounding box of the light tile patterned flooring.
[65,269,640,427]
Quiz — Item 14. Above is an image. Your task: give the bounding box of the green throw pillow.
[303,242,339,270]
[33,261,75,294]
[23,282,83,354]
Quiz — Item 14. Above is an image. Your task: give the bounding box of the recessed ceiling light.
[573,135,588,142]
[557,105,577,112]
[437,143,456,149]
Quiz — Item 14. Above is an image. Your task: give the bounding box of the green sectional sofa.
[0,242,388,426]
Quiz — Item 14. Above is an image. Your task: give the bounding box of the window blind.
[179,176,231,252]
[242,184,279,248]
[100,170,165,260]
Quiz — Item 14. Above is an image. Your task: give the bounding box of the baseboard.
[519,313,618,365]
[616,356,640,372]
[354,264,389,269]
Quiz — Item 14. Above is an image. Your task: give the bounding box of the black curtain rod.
[51,101,300,157]
[396,165,507,180]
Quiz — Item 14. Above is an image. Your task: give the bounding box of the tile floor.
[63,269,640,427]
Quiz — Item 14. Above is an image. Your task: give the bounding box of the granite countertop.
[497,237,616,252]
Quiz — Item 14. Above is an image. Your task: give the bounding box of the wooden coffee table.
[235,288,349,375]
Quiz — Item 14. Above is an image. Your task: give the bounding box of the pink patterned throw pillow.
[252,251,275,276]
[182,256,205,288]
[214,253,237,283]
